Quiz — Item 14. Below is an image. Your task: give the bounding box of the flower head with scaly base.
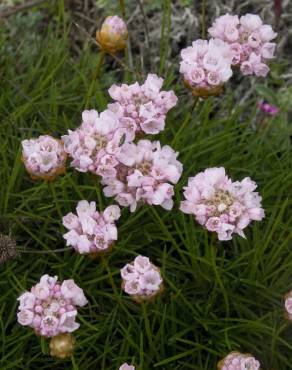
[96,15,128,53]
[102,140,183,212]
[217,351,261,370]
[208,13,277,77]
[179,38,233,97]
[63,201,120,255]
[21,135,67,181]
[17,275,87,338]
[180,167,264,241]
[108,74,178,136]
[62,109,132,178]
[121,256,163,303]
[119,364,135,370]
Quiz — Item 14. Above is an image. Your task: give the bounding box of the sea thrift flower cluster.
[63,201,120,255]
[179,39,233,96]
[284,291,292,321]
[218,351,260,370]
[96,15,128,53]
[21,135,67,181]
[119,364,135,370]
[108,74,178,135]
[180,167,264,240]
[258,101,279,116]
[102,140,183,212]
[208,13,277,77]
[17,275,87,337]
[121,255,163,301]
[62,109,129,178]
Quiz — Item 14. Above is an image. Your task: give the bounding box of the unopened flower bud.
[49,333,75,359]
[96,15,128,53]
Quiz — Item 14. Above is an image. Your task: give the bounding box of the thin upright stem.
[119,0,126,18]
[201,0,207,39]
[93,50,105,81]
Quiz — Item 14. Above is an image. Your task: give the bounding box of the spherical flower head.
[49,333,76,359]
[21,135,67,181]
[16,275,87,338]
[180,167,265,241]
[63,200,121,255]
[208,13,277,77]
[121,255,163,303]
[119,364,135,370]
[258,101,279,116]
[180,38,233,97]
[108,74,177,136]
[62,109,128,177]
[96,15,128,53]
[102,140,183,212]
[218,351,260,370]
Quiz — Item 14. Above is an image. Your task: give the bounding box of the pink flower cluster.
[17,275,87,338]
[63,201,120,255]
[108,74,178,135]
[284,291,292,321]
[21,135,67,180]
[180,167,265,240]
[102,140,183,212]
[121,255,163,299]
[258,101,279,116]
[119,364,135,370]
[208,13,277,77]
[179,39,233,90]
[219,352,260,370]
[62,109,129,178]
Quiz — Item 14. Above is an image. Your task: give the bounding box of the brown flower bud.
[96,15,128,53]
[49,333,75,359]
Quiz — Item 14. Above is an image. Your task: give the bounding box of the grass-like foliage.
[1,2,292,369]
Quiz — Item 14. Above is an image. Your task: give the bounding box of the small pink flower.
[285,297,292,315]
[258,102,279,116]
[121,256,163,300]
[180,167,264,241]
[218,351,260,370]
[63,201,121,255]
[208,13,277,77]
[119,363,135,370]
[17,275,87,338]
[108,74,177,137]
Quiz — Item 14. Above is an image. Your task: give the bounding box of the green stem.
[119,0,126,18]
[201,0,206,39]
[93,50,105,81]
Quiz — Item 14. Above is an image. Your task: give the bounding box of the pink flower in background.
[63,201,120,255]
[179,38,233,95]
[119,363,135,370]
[96,15,128,53]
[284,291,292,320]
[108,74,177,136]
[17,275,87,337]
[21,135,67,181]
[218,351,260,370]
[258,101,279,116]
[121,255,163,301]
[208,13,277,77]
[180,167,264,241]
[102,140,183,212]
[62,109,131,178]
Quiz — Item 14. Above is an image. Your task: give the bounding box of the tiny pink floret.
[218,351,260,370]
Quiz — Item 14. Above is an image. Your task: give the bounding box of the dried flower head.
[208,13,277,77]
[63,201,120,255]
[49,333,76,359]
[96,15,128,53]
[217,351,260,370]
[21,135,67,181]
[121,255,163,303]
[0,234,18,264]
[17,275,87,338]
[179,38,233,97]
[180,167,265,240]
